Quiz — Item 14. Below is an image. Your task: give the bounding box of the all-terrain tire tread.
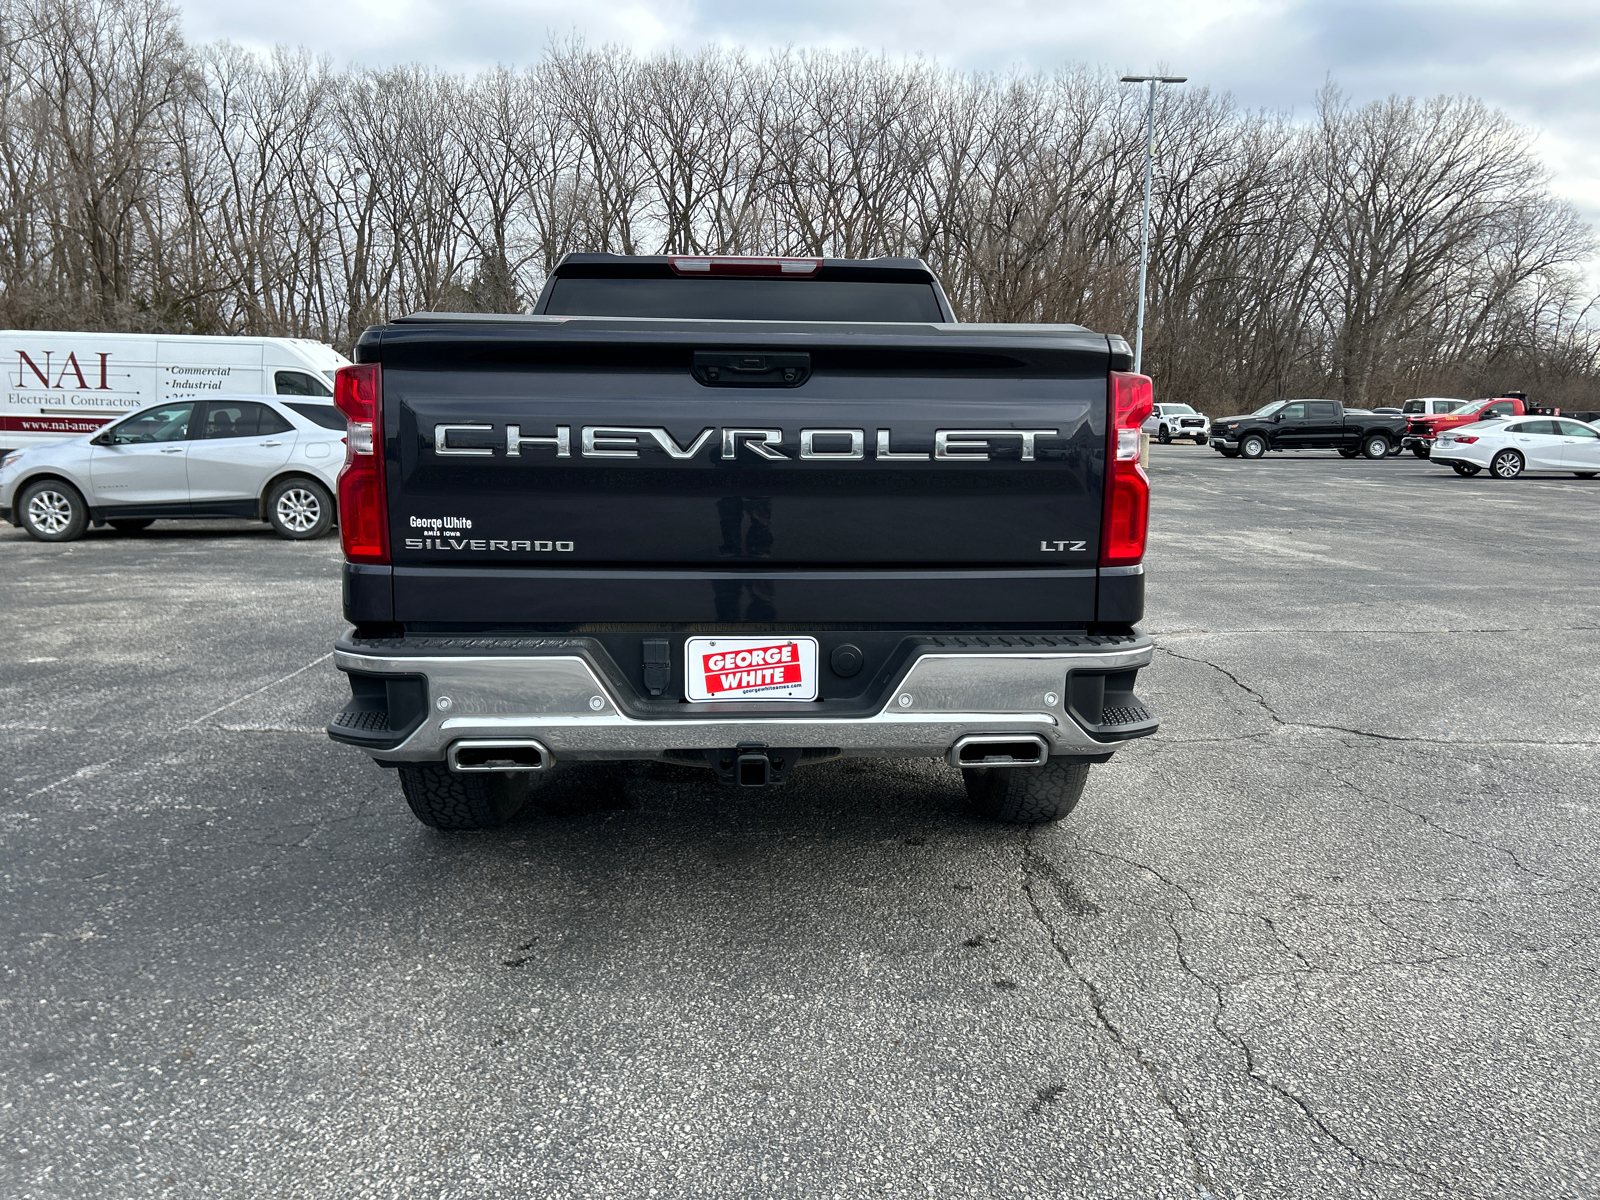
[397,763,525,831]
[965,760,1091,825]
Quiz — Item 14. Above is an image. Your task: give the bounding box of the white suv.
[1142,403,1210,444]
[1,396,346,542]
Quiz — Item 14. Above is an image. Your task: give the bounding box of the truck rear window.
[542,278,946,323]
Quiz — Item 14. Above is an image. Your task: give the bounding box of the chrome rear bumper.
[330,638,1156,764]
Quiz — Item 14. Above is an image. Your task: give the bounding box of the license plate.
[685,636,818,701]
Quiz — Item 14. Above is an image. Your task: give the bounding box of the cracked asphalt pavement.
[3,444,1597,1199]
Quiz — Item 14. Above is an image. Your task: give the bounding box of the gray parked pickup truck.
[325,254,1160,831]
[1210,399,1406,460]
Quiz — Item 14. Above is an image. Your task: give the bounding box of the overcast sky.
[176,0,1600,229]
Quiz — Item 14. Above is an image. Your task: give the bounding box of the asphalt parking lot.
[3,444,1597,1200]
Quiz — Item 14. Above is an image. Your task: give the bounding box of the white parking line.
[189,652,335,725]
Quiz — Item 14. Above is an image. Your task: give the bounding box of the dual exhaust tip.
[446,734,1046,775]
[447,739,550,773]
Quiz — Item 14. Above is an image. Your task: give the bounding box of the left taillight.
[334,363,389,564]
[1102,370,1153,568]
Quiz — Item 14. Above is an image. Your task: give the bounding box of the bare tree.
[24,0,189,325]
[0,5,1594,408]
[1308,87,1593,406]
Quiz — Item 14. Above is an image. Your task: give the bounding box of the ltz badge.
[685,637,819,701]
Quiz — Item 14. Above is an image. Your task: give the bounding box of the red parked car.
[1402,396,1529,458]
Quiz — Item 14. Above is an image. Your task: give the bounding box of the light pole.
[1119,74,1186,375]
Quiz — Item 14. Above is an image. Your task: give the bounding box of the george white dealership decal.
[405,514,572,552]
[410,514,473,532]
[685,636,819,701]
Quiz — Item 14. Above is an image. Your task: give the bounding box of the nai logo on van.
[12,350,118,391]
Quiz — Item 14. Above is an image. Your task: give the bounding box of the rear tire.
[397,763,531,830]
[965,759,1090,825]
[1489,450,1523,480]
[1575,472,1597,479]
[18,479,88,542]
[1361,434,1390,459]
[109,518,154,533]
[266,477,333,540]
[1239,434,1267,459]
[1411,445,1430,459]
[1338,447,1358,458]
[1451,462,1481,477]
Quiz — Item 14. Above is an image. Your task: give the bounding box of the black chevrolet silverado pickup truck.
[326,254,1158,830]
[1210,399,1405,459]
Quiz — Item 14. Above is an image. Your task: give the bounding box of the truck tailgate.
[369,320,1117,624]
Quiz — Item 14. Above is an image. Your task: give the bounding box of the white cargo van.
[0,332,349,449]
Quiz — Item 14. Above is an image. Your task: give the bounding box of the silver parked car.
[0,396,346,542]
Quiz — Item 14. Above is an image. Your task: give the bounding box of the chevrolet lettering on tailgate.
[431,424,1060,462]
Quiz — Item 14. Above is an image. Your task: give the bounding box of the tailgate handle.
[693,351,810,388]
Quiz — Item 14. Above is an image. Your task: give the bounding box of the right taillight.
[334,364,389,564]
[1102,371,1153,567]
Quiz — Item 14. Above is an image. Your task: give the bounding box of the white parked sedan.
[1431,417,1600,480]
[0,396,347,541]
